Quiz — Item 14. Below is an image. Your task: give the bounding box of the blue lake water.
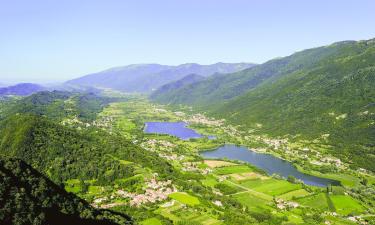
[201,144,340,187]
[144,122,203,140]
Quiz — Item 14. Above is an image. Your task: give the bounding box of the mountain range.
[2,38,374,173]
[66,63,255,93]
[0,83,46,96]
[150,74,205,101]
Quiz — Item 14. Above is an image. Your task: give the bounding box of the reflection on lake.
[144,122,203,140]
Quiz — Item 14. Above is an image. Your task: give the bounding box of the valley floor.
[64,94,375,224]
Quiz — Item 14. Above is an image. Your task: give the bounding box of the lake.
[144,121,203,140]
[201,144,340,187]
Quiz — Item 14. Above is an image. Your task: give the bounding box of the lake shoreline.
[200,144,341,187]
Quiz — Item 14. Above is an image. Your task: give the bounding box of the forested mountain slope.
[0,114,176,185]
[214,39,375,171]
[150,74,205,101]
[151,38,375,172]
[67,63,254,93]
[0,91,113,122]
[0,158,132,225]
[151,40,373,107]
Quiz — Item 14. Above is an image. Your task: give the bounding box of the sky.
[0,0,375,83]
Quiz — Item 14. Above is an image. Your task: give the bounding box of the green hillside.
[214,40,375,171]
[0,157,132,225]
[151,39,375,172]
[0,114,176,184]
[0,91,114,122]
[150,74,205,102]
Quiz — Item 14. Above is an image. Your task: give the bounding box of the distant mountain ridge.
[0,83,45,96]
[66,62,255,93]
[151,74,205,101]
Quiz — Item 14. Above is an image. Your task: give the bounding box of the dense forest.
[0,90,114,122]
[0,113,177,185]
[0,157,132,225]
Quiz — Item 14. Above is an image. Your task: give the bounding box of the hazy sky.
[1,0,374,83]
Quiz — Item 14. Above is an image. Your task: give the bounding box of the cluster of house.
[262,138,288,150]
[92,116,114,130]
[141,139,176,152]
[321,157,343,166]
[222,125,241,138]
[275,198,299,210]
[218,175,229,182]
[346,216,367,224]
[61,116,83,126]
[61,114,116,133]
[310,156,344,168]
[174,111,186,117]
[323,213,367,224]
[296,147,346,169]
[159,153,184,161]
[185,113,225,127]
[93,197,108,205]
[212,200,223,207]
[251,134,349,171]
[117,178,178,207]
[153,107,168,113]
[181,162,212,174]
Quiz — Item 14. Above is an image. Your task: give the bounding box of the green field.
[169,192,200,206]
[278,189,311,200]
[330,195,365,215]
[176,212,222,225]
[202,176,219,187]
[88,185,104,195]
[324,215,357,225]
[140,218,162,225]
[156,203,183,221]
[214,165,253,175]
[296,193,329,210]
[65,179,81,194]
[286,213,304,224]
[234,192,272,212]
[156,201,221,225]
[239,179,301,196]
[117,118,136,131]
